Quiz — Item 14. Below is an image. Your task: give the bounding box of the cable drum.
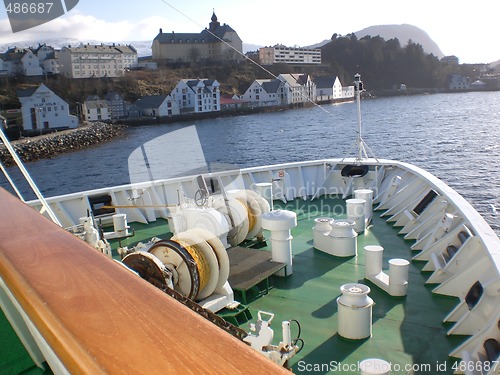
[221,198,249,246]
[147,240,200,300]
[176,239,210,294]
[189,228,229,291]
[227,189,271,240]
[172,231,220,301]
[121,251,172,289]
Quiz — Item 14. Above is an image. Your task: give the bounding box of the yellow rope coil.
[177,240,210,292]
[236,198,256,233]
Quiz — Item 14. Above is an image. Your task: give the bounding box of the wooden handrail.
[0,188,289,374]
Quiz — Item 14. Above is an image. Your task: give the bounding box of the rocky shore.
[0,122,126,166]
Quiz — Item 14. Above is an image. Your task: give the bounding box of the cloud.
[0,12,177,44]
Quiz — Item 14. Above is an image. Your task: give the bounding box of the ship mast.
[354,73,369,163]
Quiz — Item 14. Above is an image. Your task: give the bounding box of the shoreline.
[0,122,126,166]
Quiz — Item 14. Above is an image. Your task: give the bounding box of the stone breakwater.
[0,122,126,166]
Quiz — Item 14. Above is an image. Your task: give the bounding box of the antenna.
[353,74,377,163]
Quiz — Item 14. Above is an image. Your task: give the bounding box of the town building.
[20,49,43,76]
[124,103,143,118]
[259,45,321,65]
[441,55,459,65]
[58,43,138,78]
[105,92,126,120]
[0,45,60,77]
[220,95,247,110]
[17,84,78,131]
[447,74,470,90]
[134,95,180,117]
[0,47,23,76]
[35,44,59,75]
[278,74,316,104]
[152,12,242,64]
[82,99,111,122]
[170,79,221,113]
[314,76,343,102]
[342,86,355,98]
[470,80,487,90]
[240,79,284,107]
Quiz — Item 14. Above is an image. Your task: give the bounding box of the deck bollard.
[261,210,297,276]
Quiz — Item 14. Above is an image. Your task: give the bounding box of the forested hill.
[320,34,470,89]
[354,24,444,58]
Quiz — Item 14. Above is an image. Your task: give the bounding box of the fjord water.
[2,91,499,234]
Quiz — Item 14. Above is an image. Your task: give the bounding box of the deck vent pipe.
[337,283,374,339]
[113,213,129,237]
[354,188,374,225]
[261,210,297,276]
[254,182,273,211]
[346,198,366,233]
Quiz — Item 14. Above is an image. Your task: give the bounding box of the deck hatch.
[88,194,115,217]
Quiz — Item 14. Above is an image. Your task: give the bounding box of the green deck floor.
[242,198,465,374]
[0,196,468,374]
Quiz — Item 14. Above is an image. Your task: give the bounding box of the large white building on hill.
[58,43,137,78]
[259,45,321,65]
[152,12,242,64]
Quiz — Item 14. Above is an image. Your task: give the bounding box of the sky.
[0,0,498,64]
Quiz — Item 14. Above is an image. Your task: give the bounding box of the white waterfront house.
[134,95,180,117]
[240,79,283,107]
[170,79,221,113]
[448,74,471,90]
[82,99,111,122]
[342,85,355,99]
[259,45,321,65]
[314,76,343,102]
[277,73,316,105]
[58,43,138,78]
[17,84,78,131]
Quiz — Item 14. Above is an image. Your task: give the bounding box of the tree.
[188,47,201,65]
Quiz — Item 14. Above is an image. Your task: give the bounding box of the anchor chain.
[160,285,249,342]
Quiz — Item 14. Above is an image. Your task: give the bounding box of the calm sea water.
[1,91,499,235]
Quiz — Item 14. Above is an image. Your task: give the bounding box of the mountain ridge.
[355,24,444,58]
[305,24,444,59]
